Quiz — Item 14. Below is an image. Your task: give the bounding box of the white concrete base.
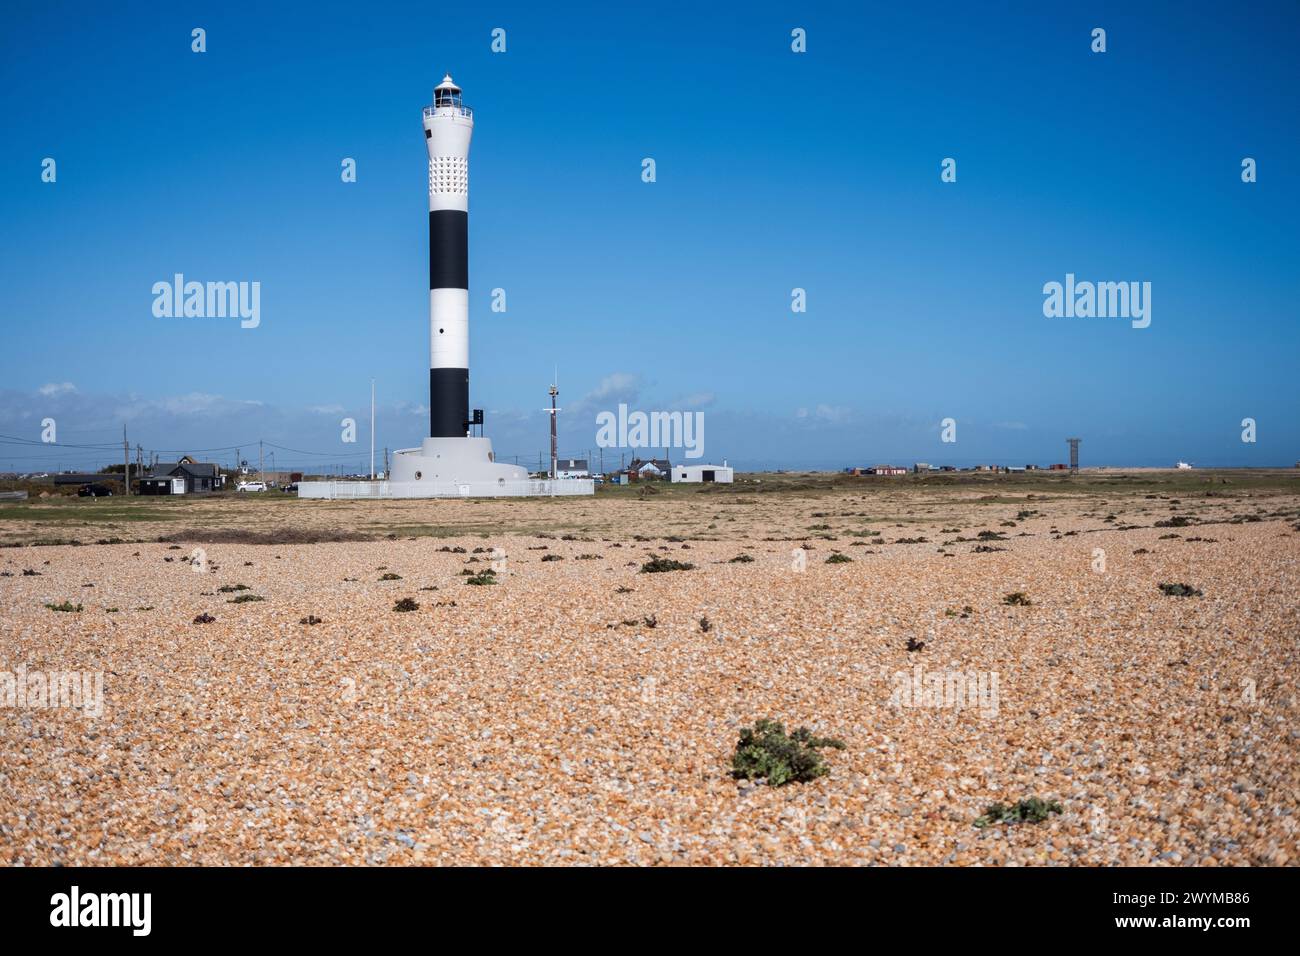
[297,435,594,499]
[388,436,527,483]
[296,478,593,499]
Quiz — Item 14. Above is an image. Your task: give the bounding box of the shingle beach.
[2,472,1297,865]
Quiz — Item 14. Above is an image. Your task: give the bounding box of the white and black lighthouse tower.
[296,73,591,498]
[425,74,472,438]
[385,74,530,490]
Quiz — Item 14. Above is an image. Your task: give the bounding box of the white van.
[237,481,267,492]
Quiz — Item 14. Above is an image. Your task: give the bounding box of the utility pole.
[542,383,560,480]
[259,440,264,485]
[370,379,376,480]
[123,425,130,496]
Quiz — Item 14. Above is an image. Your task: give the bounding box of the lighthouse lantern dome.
[434,74,463,110]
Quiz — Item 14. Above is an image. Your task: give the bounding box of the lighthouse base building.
[298,74,592,501]
[302,436,589,498]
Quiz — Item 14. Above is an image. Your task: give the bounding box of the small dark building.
[556,458,589,478]
[139,457,223,494]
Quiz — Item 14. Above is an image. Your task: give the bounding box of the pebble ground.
[2,473,1297,865]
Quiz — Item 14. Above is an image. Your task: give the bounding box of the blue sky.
[1,0,1297,472]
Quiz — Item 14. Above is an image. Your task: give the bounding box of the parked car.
[78,483,114,497]
[237,481,267,492]
[283,483,298,494]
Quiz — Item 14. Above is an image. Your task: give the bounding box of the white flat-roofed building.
[672,463,734,484]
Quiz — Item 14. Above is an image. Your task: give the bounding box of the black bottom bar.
[430,367,469,437]
[0,865,1283,943]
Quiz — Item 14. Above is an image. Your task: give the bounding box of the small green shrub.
[640,557,694,573]
[45,601,82,613]
[974,797,1062,828]
[1003,592,1032,606]
[228,594,264,603]
[1158,582,1202,597]
[825,552,853,564]
[729,554,755,563]
[217,584,250,593]
[731,719,846,787]
[464,570,497,586]
[379,572,402,581]
[393,598,420,612]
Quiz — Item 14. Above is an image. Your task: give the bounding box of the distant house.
[870,465,907,476]
[629,458,671,479]
[139,457,223,494]
[913,463,931,473]
[556,458,589,479]
[1049,463,1068,471]
[672,463,733,484]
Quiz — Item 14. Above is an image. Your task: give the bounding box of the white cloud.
[674,391,717,408]
[586,372,642,403]
[38,382,76,396]
[795,404,852,425]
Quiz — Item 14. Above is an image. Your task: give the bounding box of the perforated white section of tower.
[429,156,468,196]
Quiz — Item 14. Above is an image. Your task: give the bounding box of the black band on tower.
[428,210,468,290]
[430,367,469,438]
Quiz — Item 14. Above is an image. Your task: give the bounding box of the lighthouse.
[383,74,532,491]
[299,74,591,498]
[425,74,472,438]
